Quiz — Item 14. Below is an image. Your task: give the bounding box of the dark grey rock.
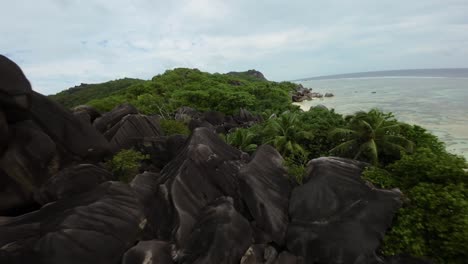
[36,164,114,204]
[274,251,303,264]
[30,91,110,163]
[157,127,246,247]
[0,109,8,155]
[176,197,252,264]
[93,103,138,133]
[122,240,174,264]
[287,157,403,264]
[239,145,290,245]
[0,181,146,264]
[0,121,57,215]
[106,114,164,152]
[72,105,101,123]
[0,55,32,122]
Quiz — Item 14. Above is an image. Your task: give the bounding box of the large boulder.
[0,181,146,264]
[136,134,187,171]
[240,244,278,264]
[274,251,303,264]
[0,55,32,122]
[157,127,247,247]
[130,171,172,240]
[122,240,174,264]
[287,157,403,263]
[239,145,290,245]
[72,105,101,123]
[0,121,57,216]
[104,114,164,152]
[0,109,8,155]
[93,103,138,133]
[30,91,110,163]
[175,197,252,264]
[36,164,114,204]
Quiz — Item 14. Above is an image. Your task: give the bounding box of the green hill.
[49,68,298,115]
[48,78,146,108]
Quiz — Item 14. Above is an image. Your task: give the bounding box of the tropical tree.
[330,109,413,165]
[225,128,258,153]
[264,113,314,158]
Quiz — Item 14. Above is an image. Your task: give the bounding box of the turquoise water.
[296,77,468,160]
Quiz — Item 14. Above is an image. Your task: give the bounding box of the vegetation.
[51,67,467,263]
[105,149,148,183]
[49,78,145,108]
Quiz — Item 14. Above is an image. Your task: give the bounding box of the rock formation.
[0,55,432,264]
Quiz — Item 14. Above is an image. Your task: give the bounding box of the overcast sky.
[1,0,468,94]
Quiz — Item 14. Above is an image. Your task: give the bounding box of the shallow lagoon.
[296,77,468,160]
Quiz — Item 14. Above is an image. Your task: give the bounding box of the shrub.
[106,149,148,183]
[160,119,190,136]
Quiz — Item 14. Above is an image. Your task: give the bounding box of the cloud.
[1,0,468,94]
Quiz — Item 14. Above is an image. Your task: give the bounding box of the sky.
[1,0,468,95]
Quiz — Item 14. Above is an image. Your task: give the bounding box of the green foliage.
[264,113,314,158]
[160,119,190,136]
[106,149,148,183]
[49,78,145,108]
[382,183,468,264]
[284,157,307,184]
[362,166,397,189]
[225,128,258,153]
[386,147,467,189]
[330,109,413,165]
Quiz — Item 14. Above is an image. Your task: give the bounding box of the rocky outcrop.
[30,91,110,163]
[93,103,138,133]
[175,197,252,264]
[122,240,174,264]
[239,145,290,245]
[0,55,32,122]
[72,105,101,124]
[0,182,146,264]
[1,56,417,263]
[181,107,262,133]
[291,84,334,102]
[287,157,403,263]
[104,114,164,152]
[36,164,114,204]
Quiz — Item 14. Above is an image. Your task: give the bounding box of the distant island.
[296,68,468,81]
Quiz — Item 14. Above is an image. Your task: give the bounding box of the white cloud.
[1,0,468,94]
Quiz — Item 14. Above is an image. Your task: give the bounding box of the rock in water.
[176,197,252,264]
[29,91,110,163]
[122,240,174,264]
[0,182,146,264]
[239,145,290,245]
[287,157,402,263]
[0,55,32,122]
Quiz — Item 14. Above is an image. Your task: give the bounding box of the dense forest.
[50,68,467,264]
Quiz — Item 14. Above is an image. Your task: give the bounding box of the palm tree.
[225,128,258,153]
[329,109,413,165]
[264,113,314,158]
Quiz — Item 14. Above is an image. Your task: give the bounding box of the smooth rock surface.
[30,91,110,162]
[122,240,174,264]
[0,181,146,264]
[239,145,290,245]
[93,103,138,133]
[36,164,113,204]
[106,114,163,152]
[287,157,403,264]
[176,197,252,264]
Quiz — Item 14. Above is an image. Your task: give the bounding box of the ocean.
[296,77,468,160]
